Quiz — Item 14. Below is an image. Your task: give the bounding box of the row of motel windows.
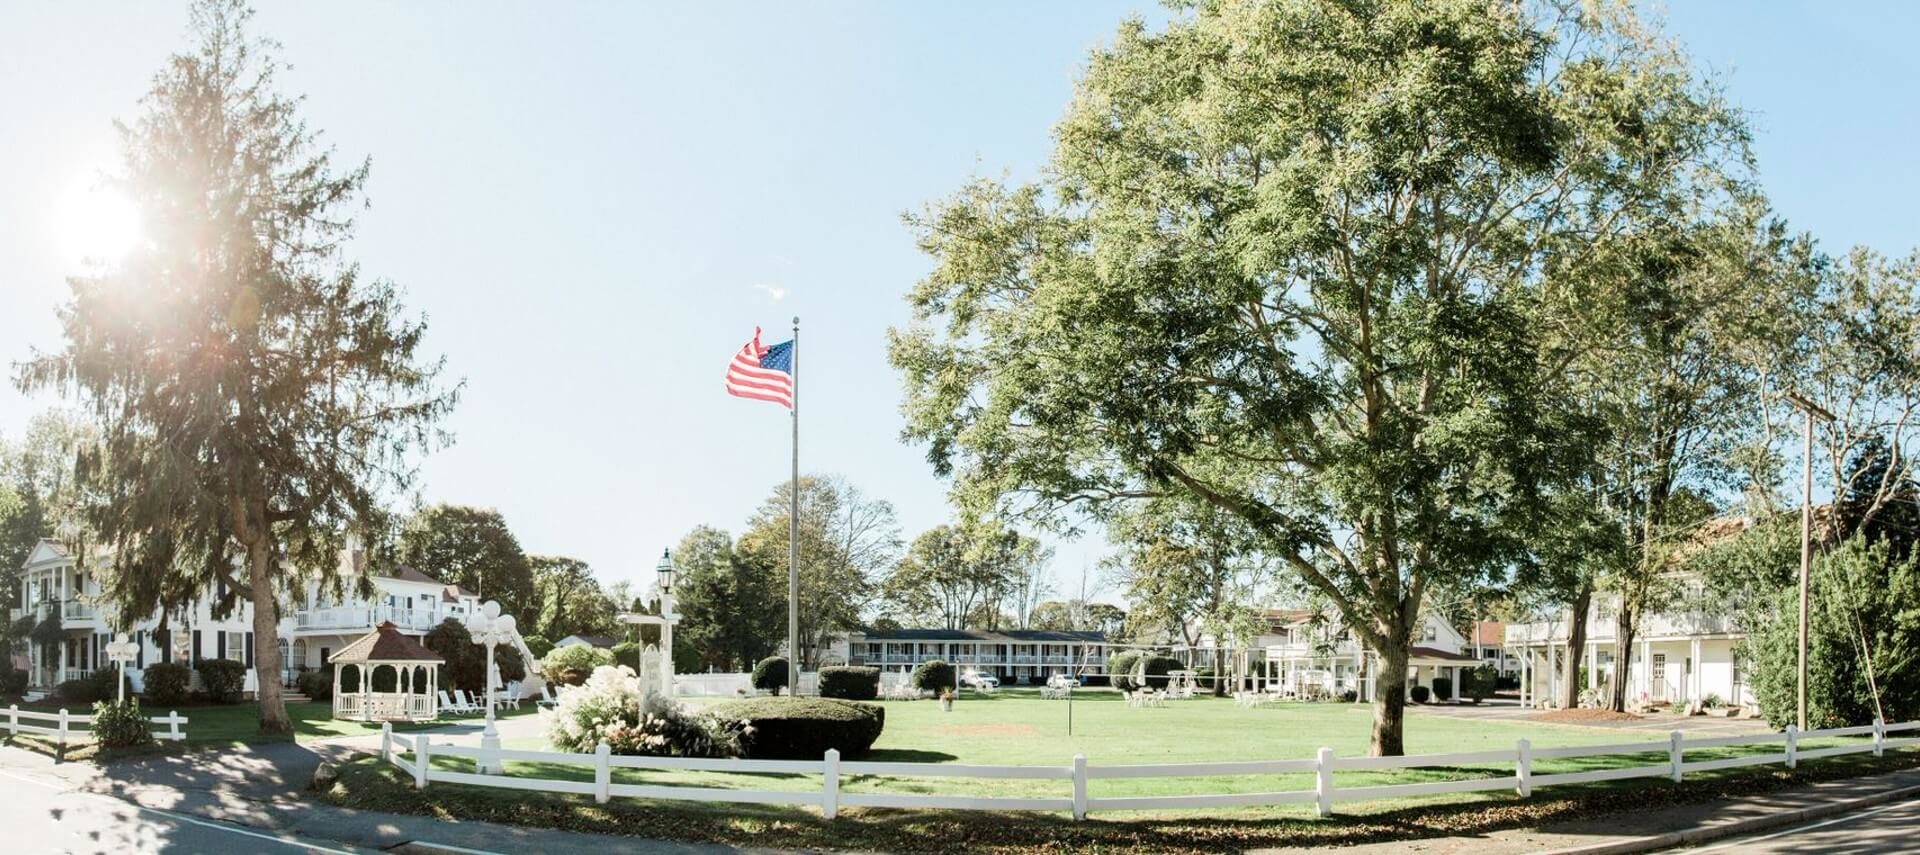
[1570,649,1743,685]
[51,629,258,672]
[862,643,1090,658]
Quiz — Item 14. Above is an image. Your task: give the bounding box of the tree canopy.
[393,504,534,624]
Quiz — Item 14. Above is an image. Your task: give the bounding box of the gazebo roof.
[328,622,445,664]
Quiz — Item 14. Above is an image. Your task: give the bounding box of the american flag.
[725,327,794,408]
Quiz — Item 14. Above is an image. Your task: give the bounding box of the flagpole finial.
[792,315,799,328]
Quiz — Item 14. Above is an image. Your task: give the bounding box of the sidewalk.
[0,722,762,854]
[1257,765,1920,854]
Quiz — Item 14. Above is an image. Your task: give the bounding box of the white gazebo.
[329,621,444,722]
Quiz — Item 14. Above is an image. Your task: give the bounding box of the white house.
[1251,608,1482,702]
[11,538,484,697]
[1506,582,1748,711]
[846,628,1116,684]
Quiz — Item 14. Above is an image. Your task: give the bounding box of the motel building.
[1505,585,1750,711]
[846,628,1115,684]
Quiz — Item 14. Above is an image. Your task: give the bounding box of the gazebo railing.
[335,690,434,721]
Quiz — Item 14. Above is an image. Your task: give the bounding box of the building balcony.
[63,600,100,622]
[295,604,451,632]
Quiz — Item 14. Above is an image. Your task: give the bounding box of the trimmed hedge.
[299,668,335,701]
[818,666,879,701]
[143,662,191,705]
[1411,685,1432,704]
[0,667,27,696]
[55,678,100,704]
[198,658,247,703]
[87,666,133,701]
[707,697,885,759]
[1108,651,1142,691]
[1431,677,1453,701]
[911,659,954,693]
[752,656,791,695]
[91,698,154,748]
[1139,655,1181,689]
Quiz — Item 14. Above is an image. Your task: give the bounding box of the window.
[1732,652,1743,685]
[1652,653,1666,681]
[1420,623,1437,643]
[225,633,247,662]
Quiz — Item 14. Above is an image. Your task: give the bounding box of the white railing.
[62,600,98,621]
[376,718,1919,820]
[297,604,450,631]
[2,704,189,747]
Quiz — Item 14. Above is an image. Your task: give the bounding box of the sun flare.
[53,175,143,269]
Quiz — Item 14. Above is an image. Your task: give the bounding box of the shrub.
[1339,689,1358,703]
[524,634,555,660]
[0,667,27,696]
[29,616,64,647]
[543,643,616,687]
[1108,651,1142,691]
[547,664,732,757]
[910,659,954,693]
[87,666,133,702]
[299,669,334,701]
[612,641,641,671]
[1463,665,1497,704]
[90,698,154,748]
[1410,685,1431,704]
[55,679,101,704]
[142,662,191,705]
[752,656,791,695]
[197,658,247,703]
[1194,666,1217,688]
[1139,656,1181,689]
[708,697,885,759]
[818,666,879,701]
[1431,676,1453,701]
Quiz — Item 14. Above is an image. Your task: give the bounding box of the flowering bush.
[542,643,615,686]
[544,665,732,757]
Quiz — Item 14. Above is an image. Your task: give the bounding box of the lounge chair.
[438,690,475,715]
[537,683,561,709]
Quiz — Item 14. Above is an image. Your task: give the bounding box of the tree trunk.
[248,538,290,734]
[1562,581,1592,709]
[1370,642,1409,756]
[1608,606,1635,712]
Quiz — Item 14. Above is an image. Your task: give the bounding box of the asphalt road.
[0,765,364,854]
[1679,795,1920,853]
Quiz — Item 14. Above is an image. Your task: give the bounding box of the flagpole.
[789,316,801,697]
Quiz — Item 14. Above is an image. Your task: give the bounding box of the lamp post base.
[479,723,503,774]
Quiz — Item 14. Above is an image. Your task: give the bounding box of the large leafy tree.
[529,555,617,642]
[738,475,900,668]
[1106,496,1273,690]
[671,525,782,671]
[890,0,1743,753]
[393,504,535,624]
[16,1,456,733]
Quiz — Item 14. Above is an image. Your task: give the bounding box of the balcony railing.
[296,603,450,632]
[63,600,99,621]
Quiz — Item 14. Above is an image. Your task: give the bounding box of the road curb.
[1538,783,1920,854]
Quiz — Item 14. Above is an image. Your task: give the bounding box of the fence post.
[1071,754,1088,821]
[415,735,431,789]
[57,708,68,749]
[1874,717,1885,757]
[381,721,392,763]
[1516,738,1532,797]
[1785,725,1799,769]
[594,741,611,804]
[1314,747,1335,818]
[6,704,15,738]
[822,749,840,820]
[170,711,182,742]
[1669,731,1684,783]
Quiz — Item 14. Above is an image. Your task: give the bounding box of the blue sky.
[2,2,1917,599]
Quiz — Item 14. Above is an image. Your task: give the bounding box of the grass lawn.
[434,688,1877,806]
[323,688,1920,853]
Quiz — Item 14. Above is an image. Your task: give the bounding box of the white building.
[1251,608,1482,702]
[1505,583,1749,711]
[11,539,482,697]
[847,628,1114,684]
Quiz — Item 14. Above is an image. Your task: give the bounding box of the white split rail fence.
[2,704,189,748]
[378,717,1920,821]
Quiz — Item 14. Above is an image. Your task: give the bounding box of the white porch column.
[1640,639,1652,701]
[1690,637,1703,702]
[1450,666,1460,701]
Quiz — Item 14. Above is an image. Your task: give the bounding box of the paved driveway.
[1675,793,1920,852]
[1409,703,1777,735]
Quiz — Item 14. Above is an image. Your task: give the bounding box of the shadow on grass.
[867,749,960,763]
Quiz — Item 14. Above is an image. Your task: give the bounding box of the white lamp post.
[465,600,515,774]
[105,632,138,704]
[656,548,678,696]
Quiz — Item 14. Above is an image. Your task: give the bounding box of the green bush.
[1411,685,1431,704]
[1431,676,1453,701]
[142,662,191,705]
[752,656,790,695]
[708,697,885,759]
[197,658,247,703]
[1139,655,1181,689]
[818,666,879,701]
[1339,689,1358,703]
[29,616,63,647]
[1108,651,1142,691]
[543,643,616,687]
[90,698,154,748]
[87,666,133,701]
[299,669,334,701]
[55,678,101,704]
[0,667,27,696]
[910,659,954,693]
[612,641,641,671]
[524,635,555,660]
[1463,665,1497,704]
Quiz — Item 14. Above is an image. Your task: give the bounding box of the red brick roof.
[328,622,445,663]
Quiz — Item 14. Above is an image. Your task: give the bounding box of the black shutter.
[137,631,145,668]
[245,632,254,668]
[216,631,226,663]
[193,630,202,667]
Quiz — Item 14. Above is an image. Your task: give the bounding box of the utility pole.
[1785,390,1834,733]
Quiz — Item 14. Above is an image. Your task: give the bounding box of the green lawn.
[2,696,537,759]
[434,688,1867,811]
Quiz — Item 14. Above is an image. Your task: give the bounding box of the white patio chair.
[438,690,474,715]
[537,683,561,709]
[499,681,522,710]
